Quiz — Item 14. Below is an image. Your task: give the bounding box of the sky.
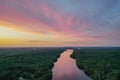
[0,0,120,47]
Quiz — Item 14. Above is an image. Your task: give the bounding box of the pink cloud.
[0,0,99,46]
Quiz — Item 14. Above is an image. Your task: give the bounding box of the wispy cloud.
[27,40,48,43]
[0,0,120,46]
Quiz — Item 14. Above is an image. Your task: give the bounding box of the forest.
[71,47,120,80]
[0,47,120,80]
[0,47,65,80]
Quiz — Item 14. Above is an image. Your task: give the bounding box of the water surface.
[52,49,92,80]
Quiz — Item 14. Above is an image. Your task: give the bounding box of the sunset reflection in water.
[52,49,92,80]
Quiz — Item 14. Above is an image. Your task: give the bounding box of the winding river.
[52,49,92,80]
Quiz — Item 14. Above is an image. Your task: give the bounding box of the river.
[52,49,92,80]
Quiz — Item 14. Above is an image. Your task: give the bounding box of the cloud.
[0,0,120,46]
[27,40,48,43]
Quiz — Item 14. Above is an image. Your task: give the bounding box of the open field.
[71,47,120,80]
[0,47,65,80]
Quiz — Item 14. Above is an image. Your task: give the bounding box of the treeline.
[0,48,65,80]
[71,47,120,80]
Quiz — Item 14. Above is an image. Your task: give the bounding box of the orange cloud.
[1,0,114,47]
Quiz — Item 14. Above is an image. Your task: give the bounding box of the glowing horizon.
[0,0,120,47]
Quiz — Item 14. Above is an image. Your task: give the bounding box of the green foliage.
[0,48,65,80]
[71,47,120,80]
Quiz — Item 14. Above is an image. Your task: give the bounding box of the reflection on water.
[52,49,92,80]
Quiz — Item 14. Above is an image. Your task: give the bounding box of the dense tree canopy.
[71,47,120,80]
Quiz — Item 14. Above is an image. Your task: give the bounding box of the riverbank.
[0,48,66,80]
[71,47,120,80]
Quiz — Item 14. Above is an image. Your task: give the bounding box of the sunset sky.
[0,0,120,47]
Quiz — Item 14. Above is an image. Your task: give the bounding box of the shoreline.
[71,47,120,80]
